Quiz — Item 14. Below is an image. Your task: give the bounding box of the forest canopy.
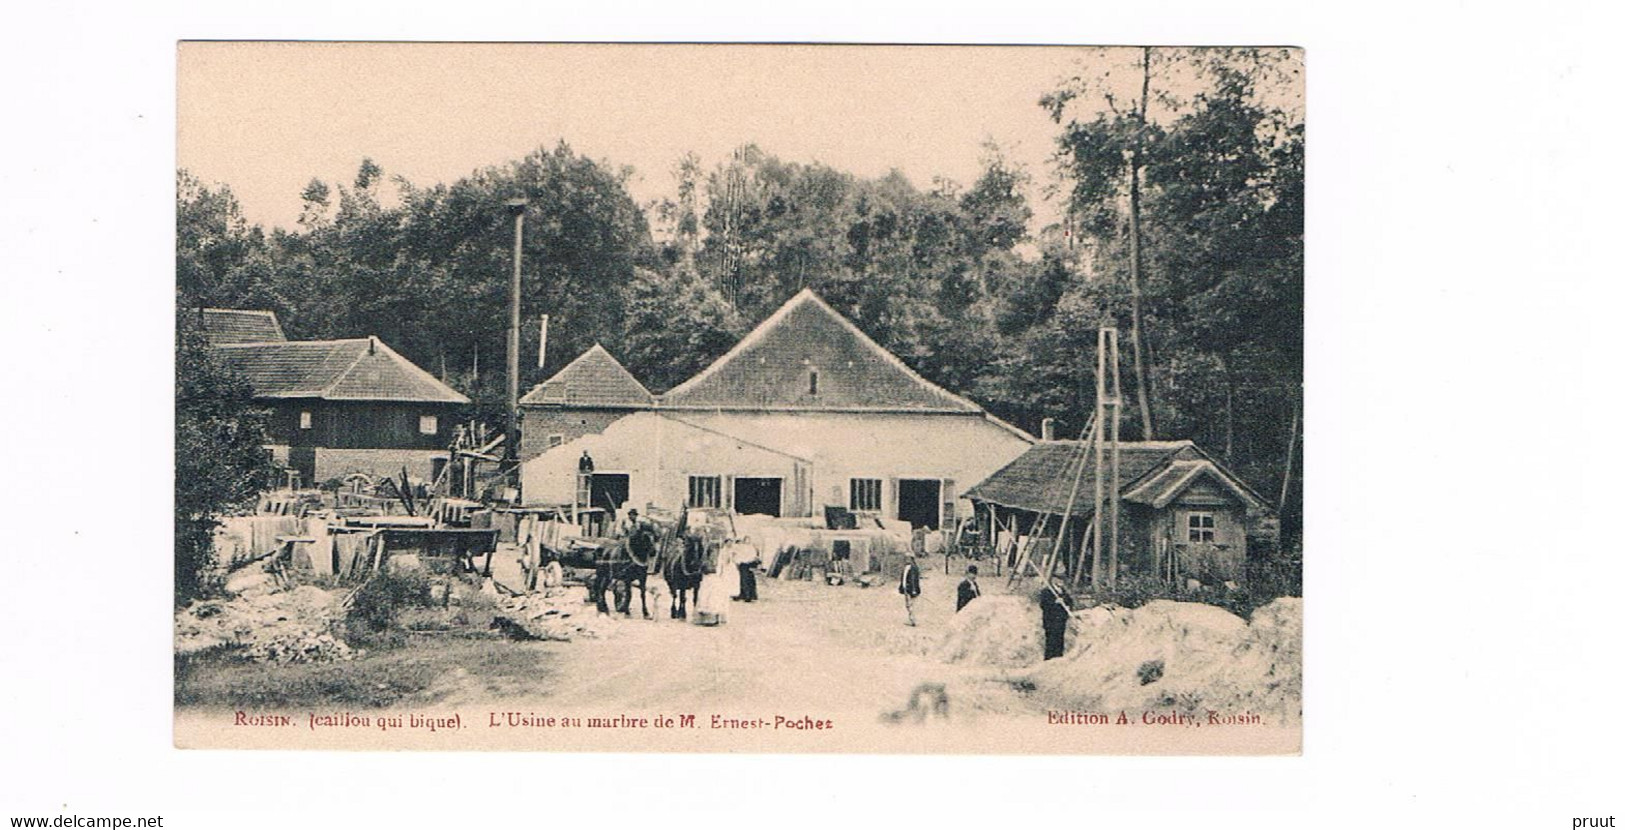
[176,47,1302,539]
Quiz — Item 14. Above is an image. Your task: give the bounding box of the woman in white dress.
[693,540,742,626]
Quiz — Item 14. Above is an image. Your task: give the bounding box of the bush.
[1079,573,1167,609]
[174,311,276,605]
[347,569,437,633]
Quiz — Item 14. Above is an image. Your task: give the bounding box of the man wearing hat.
[956,564,982,612]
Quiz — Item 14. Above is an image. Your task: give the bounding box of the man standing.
[956,564,981,612]
[899,554,922,626]
[1038,579,1073,660]
[578,450,595,474]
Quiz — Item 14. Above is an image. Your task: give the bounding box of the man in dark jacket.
[899,554,922,626]
[956,565,981,612]
[1038,580,1073,659]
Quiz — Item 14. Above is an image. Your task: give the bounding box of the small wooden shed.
[963,439,1271,586]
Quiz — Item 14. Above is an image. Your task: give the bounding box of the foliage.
[346,568,437,633]
[174,311,277,604]
[176,47,1303,543]
[620,265,745,393]
[1041,46,1303,530]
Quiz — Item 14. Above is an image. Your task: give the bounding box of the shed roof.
[963,439,1267,517]
[212,336,470,404]
[659,289,984,413]
[519,343,654,408]
[197,308,287,345]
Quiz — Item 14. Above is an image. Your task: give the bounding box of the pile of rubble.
[490,586,615,642]
[1028,597,1303,723]
[175,577,356,663]
[934,595,1045,667]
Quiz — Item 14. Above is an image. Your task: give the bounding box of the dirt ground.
[454,551,1043,723]
[176,549,1044,724]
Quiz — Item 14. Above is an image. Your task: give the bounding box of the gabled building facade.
[520,289,1033,528]
[202,310,470,485]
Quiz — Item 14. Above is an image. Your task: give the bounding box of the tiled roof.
[659,289,982,413]
[197,309,287,345]
[964,440,1266,517]
[212,337,470,404]
[519,344,653,408]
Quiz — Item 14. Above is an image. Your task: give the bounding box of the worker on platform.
[956,564,981,612]
[578,450,595,474]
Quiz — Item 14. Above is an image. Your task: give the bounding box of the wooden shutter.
[941,478,957,527]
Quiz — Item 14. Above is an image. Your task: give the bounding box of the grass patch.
[175,639,556,709]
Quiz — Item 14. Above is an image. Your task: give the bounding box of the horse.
[590,523,661,619]
[661,534,706,620]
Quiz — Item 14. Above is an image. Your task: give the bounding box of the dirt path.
[456,556,1044,725]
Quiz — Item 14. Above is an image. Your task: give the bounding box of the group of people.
[898,554,1075,660]
[611,506,762,627]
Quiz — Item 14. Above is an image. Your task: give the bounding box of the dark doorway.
[897,479,941,530]
[733,477,782,517]
[589,473,630,513]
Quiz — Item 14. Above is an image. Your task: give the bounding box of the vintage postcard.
[173,42,1303,754]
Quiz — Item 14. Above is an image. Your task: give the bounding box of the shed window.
[418,414,439,435]
[689,475,722,508]
[1187,512,1217,543]
[548,434,564,449]
[850,478,882,512]
[298,411,313,430]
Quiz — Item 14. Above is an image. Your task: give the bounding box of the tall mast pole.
[505,198,527,477]
[1091,328,1107,587]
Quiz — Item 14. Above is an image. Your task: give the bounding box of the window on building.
[808,369,819,396]
[689,475,722,508]
[1187,512,1217,543]
[419,414,439,435]
[299,411,313,430]
[548,434,564,449]
[850,478,882,512]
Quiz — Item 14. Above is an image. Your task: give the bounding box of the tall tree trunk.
[1221,354,1234,460]
[1126,46,1156,439]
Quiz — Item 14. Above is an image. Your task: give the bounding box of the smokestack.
[1041,417,1055,441]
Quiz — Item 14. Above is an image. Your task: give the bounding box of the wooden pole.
[504,199,527,471]
[1091,328,1107,588]
[1051,412,1096,587]
[1279,395,1301,517]
[1108,328,1123,587]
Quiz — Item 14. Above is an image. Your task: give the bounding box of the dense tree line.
[176,48,1302,543]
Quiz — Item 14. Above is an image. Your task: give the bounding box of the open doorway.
[733,477,783,517]
[897,479,941,530]
[589,473,630,513]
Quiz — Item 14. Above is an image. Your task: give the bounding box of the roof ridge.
[355,336,472,404]
[212,337,369,349]
[318,338,376,398]
[661,288,981,412]
[524,343,652,405]
[660,290,816,400]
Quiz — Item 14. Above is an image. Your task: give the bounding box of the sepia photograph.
[171,42,1303,754]
[5,0,1618,824]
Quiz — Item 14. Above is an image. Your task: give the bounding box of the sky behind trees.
[178,43,1114,235]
